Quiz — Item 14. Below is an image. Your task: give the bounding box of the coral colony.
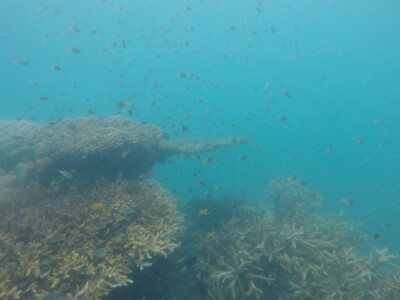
[0,117,399,299]
[0,117,241,299]
[191,178,400,299]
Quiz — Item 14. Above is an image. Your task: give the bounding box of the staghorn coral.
[192,177,400,300]
[267,176,322,224]
[0,177,183,299]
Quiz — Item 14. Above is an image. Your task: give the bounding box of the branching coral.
[0,116,244,299]
[0,177,183,299]
[267,176,322,224]
[192,177,400,300]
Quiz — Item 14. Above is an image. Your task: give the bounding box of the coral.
[0,116,244,299]
[0,177,183,299]
[0,120,39,171]
[191,177,400,300]
[0,116,245,183]
[267,176,322,223]
[32,116,164,160]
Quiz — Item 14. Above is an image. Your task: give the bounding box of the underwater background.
[1,0,400,299]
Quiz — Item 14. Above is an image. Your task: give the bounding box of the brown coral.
[0,177,183,299]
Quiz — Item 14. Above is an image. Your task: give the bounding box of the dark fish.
[66,47,81,53]
[50,64,61,71]
[372,234,381,240]
[277,115,287,122]
[269,24,276,33]
[195,180,207,187]
[116,101,132,108]
[280,88,292,97]
[37,96,49,101]
[238,155,249,161]
[202,157,213,165]
[355,137,365,145]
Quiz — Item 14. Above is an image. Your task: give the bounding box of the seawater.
[1,0,399,298]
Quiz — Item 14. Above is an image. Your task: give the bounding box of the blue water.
[1,0,399,265]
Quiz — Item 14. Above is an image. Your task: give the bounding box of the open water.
[1,1,399,299]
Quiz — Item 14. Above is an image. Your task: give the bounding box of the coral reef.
[266,176,321,224]
[190,177,400,299]
[0,120,39,171]
[0,116,243,299]
[32,116,164,160]
[0,116,244,184]
[0,177,183,299]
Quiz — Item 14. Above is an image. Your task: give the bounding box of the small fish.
[371,233,381,241]
[373,119,385,126]
[59,170,74,180]
[280,88,292,98]
[37,96,49,101]
[202,157,214,165]
[90,202,105,211]
[195,180,207,187]
[207,231,215,238]
[66,47,81,54]
[12,59,30,65]
[177,256,188,264]
[35,158,48,166]
[269,24,276,33]
[196,271,202,280]
[238,155,249,162]
[181,125,188,132]
[199,209,209,216]
[212,184,224,189]
[116,101,132,108]
[277,115,287,122]
[340,198,355,206]
[381,223,393,228]
[50,176,64,187]
[355,136,365,145]
[50,64,61,71]
[125,109,133,116]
